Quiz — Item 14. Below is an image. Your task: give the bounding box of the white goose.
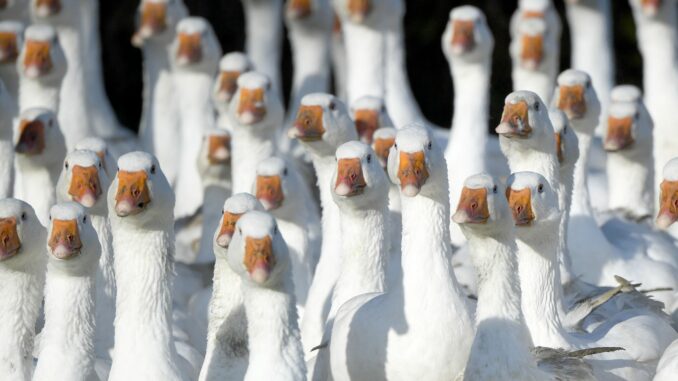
[170,16,222,220]
[33,202,101,381]
[287,93,358,354]
[13,108,65,225]
[133,0,188,187]
[55,148,116,361]
[328,125,474,380]
[0,199,46,381]
[0,21,23,103]
[212,52,251,130]
[350,95,393,144]
[198,193,263,381]
[371,126,402,258]
[0,78,16,199]
[107,152,202,381]
[655,338,678,381]
[74,137,116,183]
[227,210,307,380]
[242,0,283,98]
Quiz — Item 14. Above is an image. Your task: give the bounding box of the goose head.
[254,156,306,214]
[170,17,222,73]
[108,151,174,225]
[452,173,512,236]
[17,24,66,82]
[46,202,100,275]
[212,52,251,110]
[197,128,231,183]
[550,109,579,169]
[332,140,389,209]
[227,210,290,287]
[553,69,600,133]
[0,21,23,66]
[0,199,45,270]
[14,107,65,166]
[515,0,553,21]
[214,193,263,251]
[506,171,561,236]
[332,0,402,26]
[230,71,284,128]
[609,84,653,129]
[56,149,110,216]
[442,5,494,64]
[289,93,358,157]
[30,0,78,23]
[496,90,555,153]
[629,0,668,20]
[656,157,678,229]
[74,137,115,179]
[371,127,396,169]
[603,99,651,156]
[510,17,551,71]
[350,95,393,144]
[132,0,188,47]
[387,124,444,197]
[286,0,333,29]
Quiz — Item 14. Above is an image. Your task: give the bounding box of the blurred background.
[100,0,642,132]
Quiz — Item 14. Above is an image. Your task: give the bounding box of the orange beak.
[207,135,231,165]
[656,180,678,229]
[334,158,367,197]
[372,136,395,169]
[244,235,276,284]
[452,187,490,224]
[34,0,61,17]
[0,31,19,64]
[132,2,168,46]
[237,87,266,125]
[114,170,151,217]
[0,217,20,261]
[555,132,564,164]
[256,175,284,210]
[290,105,325,141]
[48,219,81,260]
[604,116,634,151]
[641,0,661,16]
[522,10,544,19]
[354,109,379,144]
[347,0,371,23]
[397,151,429,197]
[557,85,587,120]
[175,32,202,66]
[216,212,242,248]
[68,165,102,208]
[214,70,241,103]
[288,0,311,19]
[496,100,532,138]
[451,20,475,54]
[22,40,53,79]
[520,34,543,70]
[506,187,535,226]
[15,119,45,155]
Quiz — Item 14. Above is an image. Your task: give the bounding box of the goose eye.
[492,185,497,194]
[49,214,52,221]
[394,143,398,150]
[563,126,567,134]
[83,216,87,223]
[538,184,544,193]
[274,226,278,235]
[283,168,288,176]
[221,209,225,215]
[586,81,591,89]
[64,162,69,169]
[366,154,372,163]
[150,165,156,174]
[381,105,386,112]
[534,102,540,111]
[329,102,336,111]
[427,142,432,150]
[21,212,26,221]
[98,162,102,168]
[266,82,271,91]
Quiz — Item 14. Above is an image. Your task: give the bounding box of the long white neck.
[231,124,277,194]
[0,142,13,198]
[91,214,116,358]
[243,0,283,98]
[558,161,576,285]
[607,149,654,218]
[33,265,96,381]
[0,65,20,101]
[571,132,594,216]
[343,22,386,105]
[109,221,183,381]
[197,185,231,263]
[384,24,424,127]
[207,255,244,344]
[15,159,59,226]
[243,277,305,380]
[0,261,45,381]
[18,77,60,112]
[512,60,558,105]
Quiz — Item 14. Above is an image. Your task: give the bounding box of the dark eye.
[563,126,567,134]
[538,184,544,193]
[381,105,386,112]
[221,209,225,215]
[266,82,271,90]
[329,102,336,110]
[492,185,497,194]
[150,165,156,174]
[366,154,372,163]
[586,81,591,89]
[534,102,540,111]
[427,142,432,150]
[98,162,102,168]
[83,216,87,223]
[394,143,398,150]
[49,214,52,221]
[283,168,288,176]
[21,212,26,221]
[274,226,278,235]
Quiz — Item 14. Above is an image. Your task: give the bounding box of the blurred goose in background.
[0,20,23,102]
[510,0,561,48]
[133,0,188,187]
[0,199,46,381]
[350,95,393,144]
[0,79,16,199]
[212,52,251,130]
[242,0,283,99]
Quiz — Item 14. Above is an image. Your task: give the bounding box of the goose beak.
[347,0,371,23]
[641,0,661,16]
[520,34,543,70]
[207,135,231,165]
[114,170,151,217]
[334,158,367,197]
[522,10,544,19]
[0,31,19,64]
[290,105,325,141]
[507,188,535,226]
[0,217,21,261]
[496,100,532,138]
[214,70,241,103]
[452,187,490,224]
[216,212,241,248]
[450,20,475,55]
[256,175,284,211]
[555,132,564,164]
[354,109,379,144]
[15,119,45,155]
[48,219,81,260]
[397,151,429,197]
[22,40,53,79]
[68,165,102,208]
[236,87,266,125]
[244,235,275,284]
[656,180,678,229]
[132,2,167,47]
[175,32,202,66]
[34,0,61,18]
[287,0,311,19]
[557,85,587,120]
[604,116,634,151]
[372,137,395,169]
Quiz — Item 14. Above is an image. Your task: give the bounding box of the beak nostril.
[470,202,478,210]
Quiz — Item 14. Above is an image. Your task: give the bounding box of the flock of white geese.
[1,0,678,380]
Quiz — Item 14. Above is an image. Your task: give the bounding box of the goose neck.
[0,65,19,100]
[557,163,576,285]
[451,62,490,129]
[15,160,59,225]
[243,0,283,98]
[571,132,593,216]
[384,24,424,127]
[636,15,678,106]
[18,78,60,112]
[91,214,116,357]
[607,150,654,218]
[231,124,276,194]
[343,22,386,104]
[287,26,331,122]
[208,254,244,339]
